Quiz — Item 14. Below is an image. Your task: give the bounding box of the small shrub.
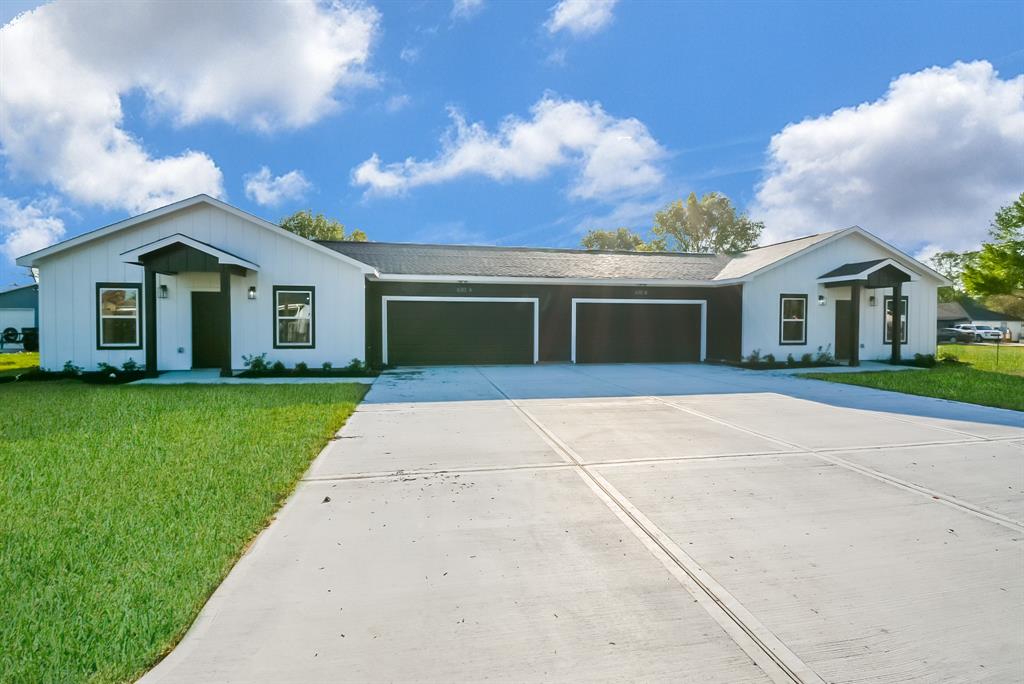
[911,353,937,368]
[786,354,797,367]
[322,361,333,371]
[814,345,834,364]
[345,358,365,373]
[763,353,776,365]
[800,353,813,366]
[242,353,269,371]
[122,358,140,372]
[270,360,286,372]
[745,349,762,365]
[294,361,308,372]
[97,362,119,375]
[62,360,83,376]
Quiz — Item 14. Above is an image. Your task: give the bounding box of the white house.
[0,282,38,350]
[15,195,947,375]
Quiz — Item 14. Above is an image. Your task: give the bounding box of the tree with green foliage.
[929,250,974,302]
[963,192,1024,301]
[580,227,656,251]
[279,210,367,242]
[651,192,763,253]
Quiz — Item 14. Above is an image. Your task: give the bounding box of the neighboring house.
[938,299,1023,341]
[0,282,38,349]
[15,195,947,375]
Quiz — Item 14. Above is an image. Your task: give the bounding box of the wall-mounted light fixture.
[248,286,257,300]
[817,294,826,306]
[158,284,169,299]
[868,295,877,307]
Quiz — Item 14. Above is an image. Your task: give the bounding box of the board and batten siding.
[35,203,366,371]
[741,232,939,361]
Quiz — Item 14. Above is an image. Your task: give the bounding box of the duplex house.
[15,195,947,375]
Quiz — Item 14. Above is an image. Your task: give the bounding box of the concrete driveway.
[143,364,1024,684]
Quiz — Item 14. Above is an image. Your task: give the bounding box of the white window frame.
[274,287,315,348]
[779,295,807,345]
[381,296,540,365]
[98,284,141,348]
[570,298,707,363]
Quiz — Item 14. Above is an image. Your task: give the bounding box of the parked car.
[951,323,1004,341]
[937,327,973,343]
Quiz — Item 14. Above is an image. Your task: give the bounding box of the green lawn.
[0,351,39,377]
[0,381,367,683]
[804,344,1024,412]
[937,343,1024,376]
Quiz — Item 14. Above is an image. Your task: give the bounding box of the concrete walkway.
[142,364,1023,684]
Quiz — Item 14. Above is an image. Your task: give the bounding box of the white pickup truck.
[951,324,1005,341]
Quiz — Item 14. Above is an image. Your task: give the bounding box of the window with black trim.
[779,294,807,345]
[97,283,142,349]
[273,286,315,348]
[884,295,908,344]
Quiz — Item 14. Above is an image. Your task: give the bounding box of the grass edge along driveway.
[0,381,367,684]
[803,344,1023,412]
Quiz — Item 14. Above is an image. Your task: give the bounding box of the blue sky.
[1,0,1022,287]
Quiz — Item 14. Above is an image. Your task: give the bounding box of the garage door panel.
[576,302,700,363]
[387,300,534,365]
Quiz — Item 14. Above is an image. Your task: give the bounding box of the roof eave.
[15,194,378,274]
[369,273,742,287]
[119,233,261,271]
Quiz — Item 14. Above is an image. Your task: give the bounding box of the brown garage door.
[385,299,535,365]
[575,302,701,363]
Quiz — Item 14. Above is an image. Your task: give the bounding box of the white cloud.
[545,0,618,37]
[451,0,484,20]
[385,94,413,113]
[243,167,312,207]
[0,196,66,261]
[399,46,420,63]
[352,95,665,201]
[752,60,1024,252]
[0,1,379,213]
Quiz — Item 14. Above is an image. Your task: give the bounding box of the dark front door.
[191,292,225,369]
[575,303,701,363]
[835,300,853,361]
[386,300,535,365]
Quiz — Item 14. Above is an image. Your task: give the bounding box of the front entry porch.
[121,234,260,377]
[819,258,917,366]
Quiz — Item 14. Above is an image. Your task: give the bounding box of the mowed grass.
[804,345,1024,412]
[938,343,1024,376]
[0,351,39,377]
[0,381,367,683]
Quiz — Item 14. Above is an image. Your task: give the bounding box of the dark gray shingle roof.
[937,302,969,322]
[318,241,733,281]
[818,258,887,279]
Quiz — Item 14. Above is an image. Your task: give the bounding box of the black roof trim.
[819,258,888,279]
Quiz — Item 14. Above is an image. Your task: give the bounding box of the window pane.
[782,320,805,342]
[277,291,311,319]
[885,298,907,342]
[101,288,138,316]
[102,318,137,345]
[782,298,805,320]
[278,319,310,345]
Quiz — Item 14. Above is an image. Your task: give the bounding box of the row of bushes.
[239,353,378,377]
[0,359,147,385]
[736,349,960,371]
[736,346,838,370]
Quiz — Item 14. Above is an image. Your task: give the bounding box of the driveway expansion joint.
[474,366,825,684]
